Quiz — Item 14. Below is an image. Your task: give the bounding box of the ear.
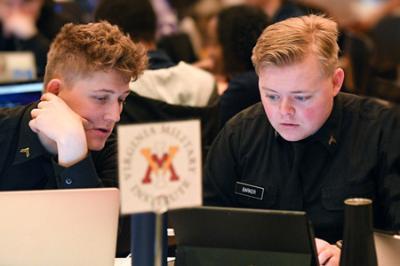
[332,68,344,96]
[45,79,62,95]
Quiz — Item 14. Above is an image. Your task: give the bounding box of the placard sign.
[118,120,202,214]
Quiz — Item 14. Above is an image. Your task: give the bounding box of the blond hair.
[252,15,339,76]
[44,21,147,86]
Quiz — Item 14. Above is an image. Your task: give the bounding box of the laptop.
[0,52,37,82]
[374,230,400,266]
[169,206,318,266]
[0,80,42,108]
[0,188,120,266]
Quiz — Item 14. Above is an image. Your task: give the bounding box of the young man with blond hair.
[204,15,400,266]
[0,21,147,189]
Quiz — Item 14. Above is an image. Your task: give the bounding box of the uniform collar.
[304,94,343,154]
[275,94,343,154]
[12,102,49,165]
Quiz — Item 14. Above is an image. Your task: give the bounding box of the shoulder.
[339,92,398,121]
[223,103,271,135]
[338,93,400,138]
[0,105,27,134]
[0,105,33,168]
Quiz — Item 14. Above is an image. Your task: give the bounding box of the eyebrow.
[94,89,131,95]
[262,88,309,94]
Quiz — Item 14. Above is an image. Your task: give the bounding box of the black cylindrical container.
[340,198,377,266]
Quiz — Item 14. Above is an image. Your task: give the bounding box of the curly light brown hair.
[252,15,339,76]
[44,21,147,86]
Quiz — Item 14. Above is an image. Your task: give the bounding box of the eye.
[93,95,109,103]
[265,94,280,101]
[294,95,311,102]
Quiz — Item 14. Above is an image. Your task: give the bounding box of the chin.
[278,132,309,142]
[87,141,106,151]
[281,136,303,142]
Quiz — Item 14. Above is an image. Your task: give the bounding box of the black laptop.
[169,206,318,266]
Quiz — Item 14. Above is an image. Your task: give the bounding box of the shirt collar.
[304,94,343,153]
[12,102,49,165]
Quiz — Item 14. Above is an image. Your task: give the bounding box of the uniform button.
[65,177,73,185]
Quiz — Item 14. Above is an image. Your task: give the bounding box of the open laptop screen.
[0,80,42,108]
[374,230,400,266]
[0,188,120,266]
[169,206,318,266]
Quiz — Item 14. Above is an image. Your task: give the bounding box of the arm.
[52,135,118,188]
[29,93,117,188]
[29,93,88,167]
[203,125,239,206]
[377,110,400,231]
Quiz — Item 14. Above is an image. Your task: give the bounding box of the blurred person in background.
[95,0,216,106]
[295,0,400,101]
[214,5,269,127]
[95,0,174,70]
[295,0,400,31]
[246,0,305,23]
[155,0,201,64]
[0,0,68,78]
[196,0,305,92]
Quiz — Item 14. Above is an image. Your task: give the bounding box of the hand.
[315,238,341,266]
[29,93,88,167]
[2,10,37,39]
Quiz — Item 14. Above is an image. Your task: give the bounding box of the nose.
[279,98,295,116]
[104,101,121,122]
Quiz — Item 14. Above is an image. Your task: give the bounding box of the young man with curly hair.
[0,21,147,189]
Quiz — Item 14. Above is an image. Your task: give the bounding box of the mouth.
[97,127,111,133]
[88,127,113,137]
[280,123,299,128]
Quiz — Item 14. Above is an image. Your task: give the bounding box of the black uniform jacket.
[0,102,117,190]
[204,92,400,243]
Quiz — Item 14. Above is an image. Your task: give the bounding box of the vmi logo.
[118,120,202,214]
[141,146,180,184]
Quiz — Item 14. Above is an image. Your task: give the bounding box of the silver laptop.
[374,230,400,266]
[0,188,120,266]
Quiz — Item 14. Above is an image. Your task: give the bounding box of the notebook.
[169,206,318,266]
[374,230,400,266]
[0,80,42,108]
[0,188,120,266]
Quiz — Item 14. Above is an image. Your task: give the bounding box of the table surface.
[114,257,175,266]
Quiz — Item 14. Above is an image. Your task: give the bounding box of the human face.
[0,0,43,20]
[258,54,344,141]
[57,70,130,151]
